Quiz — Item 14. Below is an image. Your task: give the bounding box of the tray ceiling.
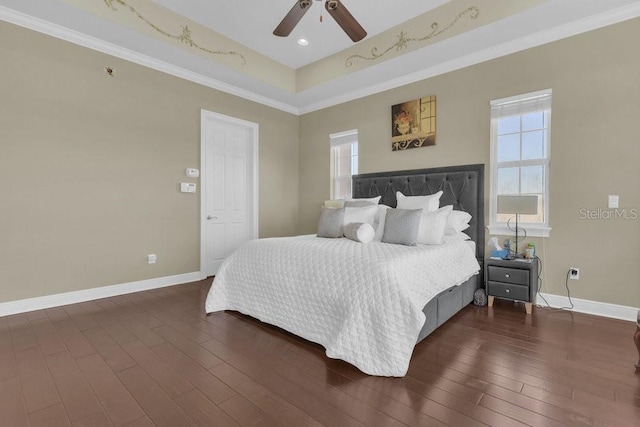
[1,0,639,114]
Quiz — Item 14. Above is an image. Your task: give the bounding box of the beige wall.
[2,17,639,309]
[299,19,640,307]
[0,21,299,303]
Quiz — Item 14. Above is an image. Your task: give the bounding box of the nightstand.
[485,258,539,314]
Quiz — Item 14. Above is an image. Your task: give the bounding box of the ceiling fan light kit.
[326,1,338,11]
[273,0,367,42]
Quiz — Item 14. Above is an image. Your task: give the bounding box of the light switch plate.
[180,182,197,193]
[608,195,619,209]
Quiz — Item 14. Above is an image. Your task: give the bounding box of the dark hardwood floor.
[1,278,639,426]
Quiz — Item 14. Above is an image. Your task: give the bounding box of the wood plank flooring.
[1,278,638,426]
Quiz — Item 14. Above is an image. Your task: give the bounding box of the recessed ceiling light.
[297,38,309,46]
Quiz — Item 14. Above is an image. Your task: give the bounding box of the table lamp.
[497,195,538,259]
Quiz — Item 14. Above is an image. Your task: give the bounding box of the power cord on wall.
[536,254,575,311]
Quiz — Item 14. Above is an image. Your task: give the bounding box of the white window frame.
[488,89,552,238]
[329,129,358,200]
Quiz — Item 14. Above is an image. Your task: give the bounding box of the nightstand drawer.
[487,266,529,285]
[487,281,530,302]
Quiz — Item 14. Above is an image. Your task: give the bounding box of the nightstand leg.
[488,295,494,307]
[525,302,532,315]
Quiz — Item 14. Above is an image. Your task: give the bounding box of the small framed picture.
[391,96,436,151]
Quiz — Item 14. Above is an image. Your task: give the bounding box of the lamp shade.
[497,195,538,215]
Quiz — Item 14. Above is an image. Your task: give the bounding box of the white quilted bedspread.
[205,235,480,377]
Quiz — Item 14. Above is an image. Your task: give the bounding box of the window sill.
[487,224,551,238]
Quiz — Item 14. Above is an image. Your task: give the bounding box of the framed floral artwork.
[391,96,436,151]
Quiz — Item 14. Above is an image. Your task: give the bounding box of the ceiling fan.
[273,0,367,42]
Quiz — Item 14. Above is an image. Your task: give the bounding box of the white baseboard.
[537,292,638,322]
[0,272,204,317]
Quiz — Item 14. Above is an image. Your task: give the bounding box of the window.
[489,89,552,237]
[330,130,358,200]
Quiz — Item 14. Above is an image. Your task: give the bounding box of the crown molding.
[0,5,300,115]
[2,2,640,116]
[297,1,640,114]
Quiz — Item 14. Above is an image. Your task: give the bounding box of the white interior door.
[201,111,258,277]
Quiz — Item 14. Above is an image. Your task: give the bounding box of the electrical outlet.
[148,254,157,264]
[569,267,579,280]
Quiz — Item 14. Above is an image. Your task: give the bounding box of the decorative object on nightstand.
[635,310,640,371]
[473,288,488,306]
[487,236,509,259]
[486,257,538,314]
[497,195,538,259]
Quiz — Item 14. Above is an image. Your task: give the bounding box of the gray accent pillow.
[317,207,344,238]
[381,208,422,246]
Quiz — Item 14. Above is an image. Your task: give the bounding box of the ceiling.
[1,0,640,114]
[152,0,452,69]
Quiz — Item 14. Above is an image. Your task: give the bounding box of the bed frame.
[352,164,485,343]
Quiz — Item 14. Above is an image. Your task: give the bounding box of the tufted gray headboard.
[352,164,485,261]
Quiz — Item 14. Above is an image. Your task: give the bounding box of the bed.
[205,164,484,376]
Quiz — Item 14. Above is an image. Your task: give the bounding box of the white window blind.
[489,89,552,237]
[490,91,552,118]
[330,130,358,200]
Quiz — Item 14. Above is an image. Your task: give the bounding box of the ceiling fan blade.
[273,0,313,37]
[325,0,367,42]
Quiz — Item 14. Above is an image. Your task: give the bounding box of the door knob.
[206,216,218,220]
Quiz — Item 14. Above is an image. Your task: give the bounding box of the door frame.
[200,109,259,278]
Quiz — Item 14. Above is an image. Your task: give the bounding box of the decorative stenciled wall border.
[103,0,246,65]
[345,6,480,68]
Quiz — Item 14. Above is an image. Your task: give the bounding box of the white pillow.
[443,232,471,244]
[345,200,376,208]
[324,199,345,209]
[373,208,388,241]
[343,223,375,243]
[417,205,453,245]
[396,191,443,212]
[348,196,381,205]
[374,204,391,224]
[343,205,378,226]
[445,209,472,235]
